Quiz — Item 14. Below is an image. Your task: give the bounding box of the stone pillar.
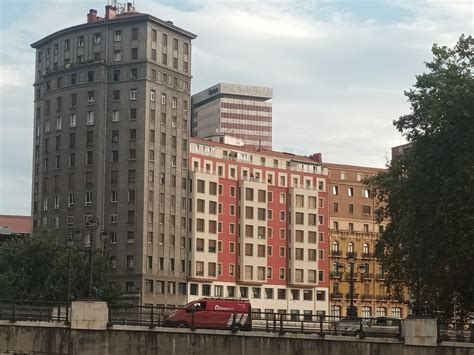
[402,317,438,346]
[70,299,108,330]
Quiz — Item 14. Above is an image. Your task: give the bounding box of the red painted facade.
[189,138,329,297]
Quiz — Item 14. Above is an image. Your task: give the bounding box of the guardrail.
[107,305,406,339]
[0,299,70,324]
[437,320,474,343]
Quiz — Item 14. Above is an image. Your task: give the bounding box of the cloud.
[0,0,471,214]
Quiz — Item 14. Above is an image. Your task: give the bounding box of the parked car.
[363,317,402,337]
[335,317,368,335]
[162,298,252,332]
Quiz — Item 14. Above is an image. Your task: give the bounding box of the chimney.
[308,153,322,164]
[87,9,98,23]
[105,5,117,20]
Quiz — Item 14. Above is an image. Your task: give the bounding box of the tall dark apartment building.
[31,4,196,305]
[191,83,273,149]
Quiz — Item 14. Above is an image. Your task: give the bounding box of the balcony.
[362,273,374,280]
[345,293,360,299]
[329,229,379,239]
[375,273,386,281]
[361,252,375,259]
[330,271,342,279]
[330,292,343,300]
[346,251,358,258]
[376,295,388,301]
[344,272,360,281]
[331,250,342,257]
[361,294,374,300]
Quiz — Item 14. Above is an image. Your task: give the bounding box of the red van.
[163,298,252,332]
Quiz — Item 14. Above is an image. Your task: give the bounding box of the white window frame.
[114,30,121,42]
[85,192,93,206]
[56,116,62,131]
[54,195,60,209]
[87,111,95,125]
[112,110,120,122]
[70,113,76,127]
[150,89,155,102]
[130,89,137,101]
[68,193,75,207]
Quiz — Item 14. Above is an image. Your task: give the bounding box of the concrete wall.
[1,322,473,355]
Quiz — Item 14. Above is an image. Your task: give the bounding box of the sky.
[0,0,472,215]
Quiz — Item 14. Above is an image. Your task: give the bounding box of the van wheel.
[231,323,241,333]
[177,322,188,328]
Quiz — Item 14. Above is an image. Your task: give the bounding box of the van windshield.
[185,301,206,310]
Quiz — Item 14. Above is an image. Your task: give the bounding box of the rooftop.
[31,5,196,48]
[0,215,32,234]
[190,137,321,165]
[192,83,273,104]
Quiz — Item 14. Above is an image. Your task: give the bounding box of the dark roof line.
[31,13,197,48]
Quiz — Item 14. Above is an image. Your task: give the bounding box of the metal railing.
[107,305,408,339]
[0,299,70,324]
[437,320,474,343]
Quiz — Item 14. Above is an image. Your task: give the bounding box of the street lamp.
[73,218,109,298]
[338,253,368,318]
[66,235,74,302]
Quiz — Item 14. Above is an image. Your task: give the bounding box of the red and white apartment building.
[187,137,330,317]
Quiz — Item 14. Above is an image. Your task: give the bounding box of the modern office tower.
[326,164,409,319]
[187,137,329,316]
[30,4,196,305]
[191,83,273,149]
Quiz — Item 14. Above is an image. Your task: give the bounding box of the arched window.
[361,306,371,318]
[347,242,354,253]
[332,241,339,252]
[363,243,369,255]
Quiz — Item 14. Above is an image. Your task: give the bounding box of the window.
[114,30,121,42]
[131,48,138,59]
[161,93,167,105]
[130,108,137,120]
[94,32,101,44]
[78,36,84,47]
[131,27,138,40]
[130,89,137,100]
[362,205,371,215]
[172,97,177,108]
[363,188,370,198]
[376,307,387,317]
[88,91,95,103]
[150,89,155,101]
[347,187,354,197]
[127,256,134,269]
[112,90,120,101]
[85,191,93,206]
[392,307,402,319]
[113,69,120,81]
[70,113,77,127]
[332,186,339,195]
[87,111,94,125]
[112,110,120,122]
[86,151,93,165]
[87,71,94,82]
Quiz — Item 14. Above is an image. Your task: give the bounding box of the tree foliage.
[0,233,122,303]
[369,35,474,320]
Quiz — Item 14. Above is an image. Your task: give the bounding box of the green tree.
[0,233,122,303]
[369,35,474,321]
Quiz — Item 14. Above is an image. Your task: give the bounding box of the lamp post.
[66,235,74,302]
[339,253,368,318]
[74,218,109,298]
